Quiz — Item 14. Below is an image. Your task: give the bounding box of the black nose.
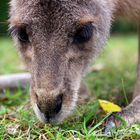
[38,94,63,122]
[55,94,63,114]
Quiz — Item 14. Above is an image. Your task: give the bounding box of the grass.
[0,35,140,139]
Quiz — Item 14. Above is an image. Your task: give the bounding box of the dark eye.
[9,26,29,43]
[73,23,94,44]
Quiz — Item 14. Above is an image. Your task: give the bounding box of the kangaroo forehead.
[11,0,100,22]
[10,0,104,36]
[13,0,82,15]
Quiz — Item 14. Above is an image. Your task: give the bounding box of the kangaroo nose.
[37,94,63,122]
[55,94,63,114]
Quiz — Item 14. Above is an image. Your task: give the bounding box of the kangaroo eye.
[73,23,94,44]
[9,26,29,43]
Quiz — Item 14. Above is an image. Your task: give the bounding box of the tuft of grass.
[0,34,140,139]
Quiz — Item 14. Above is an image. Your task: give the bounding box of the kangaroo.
[9,0,140,127]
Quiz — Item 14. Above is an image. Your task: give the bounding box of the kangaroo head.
[9,0,113,123]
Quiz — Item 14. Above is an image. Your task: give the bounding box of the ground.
[0,35,140,139]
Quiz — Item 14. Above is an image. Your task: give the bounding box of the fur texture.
[9,0,140,124]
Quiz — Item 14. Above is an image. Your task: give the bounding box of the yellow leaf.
[99,99,122,113]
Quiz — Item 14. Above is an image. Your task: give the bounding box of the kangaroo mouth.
[30,87,79,123]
